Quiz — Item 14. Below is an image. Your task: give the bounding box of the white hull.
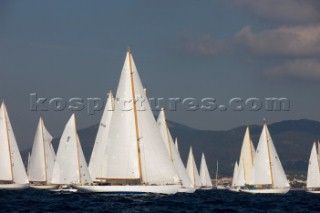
[215,185,227,190]
[75,185,181,195]
[0,183,29,190]
[178,187,196,193]
[228,187,240,192]
[199,187,213,190]
[306,189,320,194]
[241,187,290,194]
[30,184,59,190]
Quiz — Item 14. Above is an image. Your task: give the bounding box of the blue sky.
[1,0,320,150]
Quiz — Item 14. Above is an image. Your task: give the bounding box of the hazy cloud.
[265,59,320,81]
[180,25,320,57]
[235,25,320,56]
[178,33,230,56]
[234,0,320,23]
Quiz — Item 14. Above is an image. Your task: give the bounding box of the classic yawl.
[306,142,320,193]
[28,117,57,189]
[186,147,201,189]
[157,108,195,193]
[241,122,290,194]
[51,114,92,191]
[230,127,255,192]
[0,101,29,189]
[199,153,213,189]
[76,49,180,194]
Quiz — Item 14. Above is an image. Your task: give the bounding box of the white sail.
[88,92,114,180]
[29,117,56,183]
[236,161,245,187]
[157,109,192,187]
[318,141,320,169]
[175,138,179,151]
[307,143,320,188]
[51,114,91,185]
[266,125,290,188]
[200,153,212,187]
[249,123,289,188]
[27,152,31,177]
[103,50,178,184]
[231,161,238,187]
[0,102,29,184]
[238,127,255,183]
[186,147,201,187]
[0,103,12,181]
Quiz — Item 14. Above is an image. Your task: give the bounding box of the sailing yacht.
[51,114,92,191]
[230,127,255,192]
[0,101,29,189]
[214,161,226,190]
[28,117,57,189]
[199,153,213,189]
[75,49,180,194]
[241,122,290,194]
[157,108,195,193]
[186,147,202,189]
[306,142,320,193]
[88,91,114,181]
[230,161,239,191]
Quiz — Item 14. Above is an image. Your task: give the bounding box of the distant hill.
[21,119,320,178]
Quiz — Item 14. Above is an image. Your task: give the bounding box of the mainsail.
[101,49,179,184]
[249,123,289,188]
[51,114,91,185]
[29,117,55,184]
[0,102,28,184]
[307,143,320,188]
[88,92,114,180]
[200,153,213,188]
[157,109,192,188]
[186,147,201,187]
[238,127,255,183]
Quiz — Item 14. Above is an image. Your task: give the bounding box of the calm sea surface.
[0,189,319,212]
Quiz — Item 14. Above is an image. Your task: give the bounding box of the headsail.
[51,114,91,185]
[88,91,114,180]
[186,147,201,187]
[200,153,212,187]
[231,161,238,187]
[157,109,192,187]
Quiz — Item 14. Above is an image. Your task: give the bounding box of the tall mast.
[73,114,82,184]
[163,109,173,161]
[264,121,274,188]
[40,117,48,183]
[3,102,14,182]
[248,126,255,166]
[128,48,143,183]
[191,149,195,186]
[215,161,218,186]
